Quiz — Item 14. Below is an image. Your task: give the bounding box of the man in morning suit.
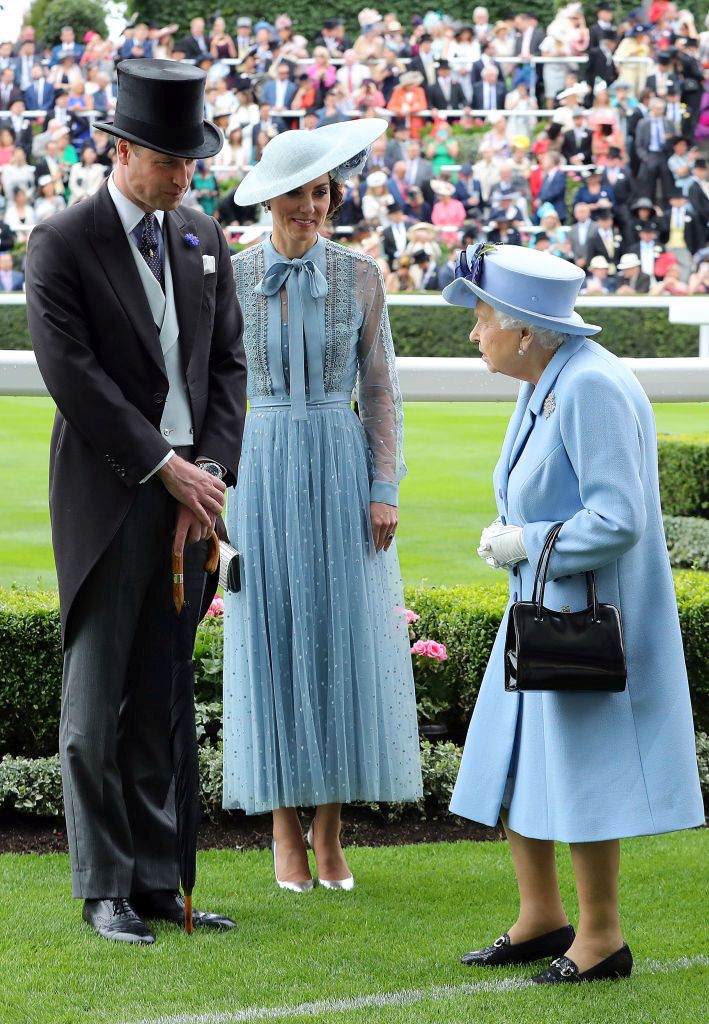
[26,60,247,945]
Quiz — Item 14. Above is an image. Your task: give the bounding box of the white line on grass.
[126,954,709,1024]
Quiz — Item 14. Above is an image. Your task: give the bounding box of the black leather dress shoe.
[83,898,155,945]
[131,890,237,930]
[531,944,633,984]
[461,924,575,967]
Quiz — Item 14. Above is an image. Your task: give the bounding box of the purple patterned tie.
[139,213,163,287]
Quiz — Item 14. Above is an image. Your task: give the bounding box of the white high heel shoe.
[306,825,355,891]
[271,839,314,893]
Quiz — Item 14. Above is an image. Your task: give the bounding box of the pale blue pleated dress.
[222,235,423,814]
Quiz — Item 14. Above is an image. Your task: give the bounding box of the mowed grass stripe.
[1,399,707,590]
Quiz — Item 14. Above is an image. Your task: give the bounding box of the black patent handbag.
[504,524,627,693]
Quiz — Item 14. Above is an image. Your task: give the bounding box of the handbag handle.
[532,523,600,622]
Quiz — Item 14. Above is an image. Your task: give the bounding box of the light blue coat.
[450,336,705,842]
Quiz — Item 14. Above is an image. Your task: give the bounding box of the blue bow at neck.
[255,258,328,421]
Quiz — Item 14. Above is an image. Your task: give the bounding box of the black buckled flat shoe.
[83,898,155,945]
[131,890,236,930]
[531,944,633,984]
[461,924,575,967]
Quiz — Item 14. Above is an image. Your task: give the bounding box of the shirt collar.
[107,173,165,237]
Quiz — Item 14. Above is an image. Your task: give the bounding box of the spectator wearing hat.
[569,201,598,267]
[614,252,651,293]
[0,250,23,291]
[562,107,593,164]
[614,24,651,97]
[573,164,616,213]
[314,19,350,57]
[34,174,66,222]
[431,179,466,246]
[472,64,506,111]
[429,59,465,111]
[411,248,440,290]
[234,18,254,61]
[629,220,664,278]
[649,252,689,294]
[408,34,437,96]
[645,53,678,99]
[663,187,701,276]
[583,253,614,293]
[382,202,410,269]
[353,9,385,62]
[586,207,623,271]
[363,169,394,226]
[403,184,432,224]
[387,71,428,132]
[584,29,619,104]
[674,36,703,129]
[634,98,673,203]
[49,26,84,68]
[534,201,569,257]
[662,82,692,138]
[1,98,32,156]
[589,2,616,49]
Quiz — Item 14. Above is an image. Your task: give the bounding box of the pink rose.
[207,595,224,617]
[425,640,447,662]
[404,608,421,624]
[411,639,427,656]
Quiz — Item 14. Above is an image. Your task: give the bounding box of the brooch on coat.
[543,390,556,419]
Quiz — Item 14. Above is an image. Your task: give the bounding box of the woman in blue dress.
[223,120,423,891]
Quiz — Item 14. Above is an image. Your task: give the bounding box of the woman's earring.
[518,346,525,356]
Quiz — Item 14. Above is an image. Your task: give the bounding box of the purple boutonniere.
[455,242,496,285]
[183,232,200,248]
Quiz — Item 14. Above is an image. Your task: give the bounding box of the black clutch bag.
[504,523,627,693]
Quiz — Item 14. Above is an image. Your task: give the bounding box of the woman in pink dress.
[431,180,466,246]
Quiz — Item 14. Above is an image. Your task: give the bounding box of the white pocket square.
[202,255,216,274]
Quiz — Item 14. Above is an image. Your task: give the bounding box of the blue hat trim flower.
[183,232,200,248]
[330,146,372,184]
[454,242,497,286]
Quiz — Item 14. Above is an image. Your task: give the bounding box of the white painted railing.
[3,350,708,402]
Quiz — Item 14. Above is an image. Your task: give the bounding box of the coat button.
[513,592,518,602]
[153,392,165,404]
[498,487,503,498]
[513,565,518,576]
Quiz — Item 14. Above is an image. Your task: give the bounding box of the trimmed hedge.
[664,517,709,572]
[657,436,709,519]
[1,303,700,359]
[0,737,463,820]
[3,575,709,759]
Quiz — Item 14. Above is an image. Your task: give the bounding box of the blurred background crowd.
[1,3,708,296]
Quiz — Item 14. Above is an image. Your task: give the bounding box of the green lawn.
[0,399,707,590]
[1,832,706,1023]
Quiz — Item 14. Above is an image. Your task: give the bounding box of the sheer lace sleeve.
[355,254,406,506]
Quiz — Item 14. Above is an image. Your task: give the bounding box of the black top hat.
[607,145,622,158]
[638,220,658,232]
[437,59,451,69]
[93,59,222,159]
[657,52,672,64]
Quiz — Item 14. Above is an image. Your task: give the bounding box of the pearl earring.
[518,346,525,356]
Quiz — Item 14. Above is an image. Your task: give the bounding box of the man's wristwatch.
[196,460,225,480]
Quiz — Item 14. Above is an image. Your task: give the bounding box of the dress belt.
[249,392,353,411]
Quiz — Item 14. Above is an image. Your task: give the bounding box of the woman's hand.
[370,502,398,553]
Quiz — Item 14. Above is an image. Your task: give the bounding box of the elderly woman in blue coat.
[442,243,704,985]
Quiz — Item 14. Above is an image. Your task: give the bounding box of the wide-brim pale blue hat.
[234,119,389,206]
[442,243,601,336]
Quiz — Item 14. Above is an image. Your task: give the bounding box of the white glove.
[477,522,527,569]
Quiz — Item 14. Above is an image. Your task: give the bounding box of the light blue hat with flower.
[234,118,388,206]
[442,243,601,336]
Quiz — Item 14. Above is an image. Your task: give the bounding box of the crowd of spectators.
[1,4,709,296]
